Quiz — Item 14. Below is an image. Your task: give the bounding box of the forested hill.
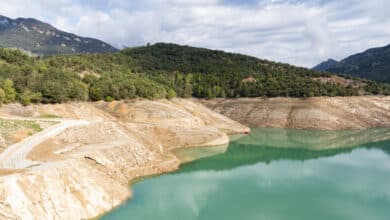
[123,43,315,76]
[122,43,389,97]
[0,43,389,105]
[0,15,118,56]
[314,44,390,83]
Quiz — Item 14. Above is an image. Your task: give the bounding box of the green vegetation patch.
[40,114,62,118]
[0,119,43,132]
[0,118,50,148]
[0,43,388,106]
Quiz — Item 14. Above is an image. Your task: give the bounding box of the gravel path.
[0,118,89,169]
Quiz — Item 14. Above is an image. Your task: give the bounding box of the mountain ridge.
[313,58,338,71]
[313,44,390,83]
[0,15,118,56]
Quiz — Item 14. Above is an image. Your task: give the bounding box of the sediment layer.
[200,96,390,130]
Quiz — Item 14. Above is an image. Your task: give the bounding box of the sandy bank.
[199,96,390,130]
[0,99,249,220]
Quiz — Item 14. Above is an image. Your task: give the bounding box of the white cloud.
[0,0,389,67]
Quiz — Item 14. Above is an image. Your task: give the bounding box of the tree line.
[0,44,388,106]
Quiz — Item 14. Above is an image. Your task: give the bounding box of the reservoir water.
[101,128,390,220]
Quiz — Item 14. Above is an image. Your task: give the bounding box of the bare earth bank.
[199,96,390,130]
[0,99,248,220]
[0,96,388,219]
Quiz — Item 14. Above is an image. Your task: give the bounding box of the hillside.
[313,59,338,71]
[123,43,319,75]
[0,43,389,106]
[121,43,390,97]
[314,44,390,83]
[201,96,390,130]
[0,15,118,56]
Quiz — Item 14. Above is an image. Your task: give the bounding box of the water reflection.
[173,144,229,163]
[239,128,390,150]
[178,128,390,173]
[102,128,390,220]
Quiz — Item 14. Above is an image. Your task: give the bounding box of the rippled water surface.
[102,128,390,220]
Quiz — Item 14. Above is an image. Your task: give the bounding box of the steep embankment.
[0,99,248,220]
[200,96,390,130]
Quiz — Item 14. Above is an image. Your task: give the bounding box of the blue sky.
[0,0,389,67]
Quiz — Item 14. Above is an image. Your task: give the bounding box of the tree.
[0,88,5,105]
[206,88,215,99]
[167,89,176,99]
[174,73,184,97]
[70,81,89,101]
[3,79,16,103]
[89,86,103,101]
[105,96,114,102]
[18,90,42,106]
[183,74,193,98]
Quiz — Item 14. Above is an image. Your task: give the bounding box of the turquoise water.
[102,128,390,220]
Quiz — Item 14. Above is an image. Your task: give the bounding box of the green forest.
[0,43,389,105]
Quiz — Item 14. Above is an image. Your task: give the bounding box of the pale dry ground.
[0,99,249,220]
[200,96,390,130]
[1,96,387,219]
[0,117,56,153]
[0,118,89,169]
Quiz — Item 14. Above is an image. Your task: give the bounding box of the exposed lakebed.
[101,128,390,220]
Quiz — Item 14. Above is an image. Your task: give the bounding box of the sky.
[0,0,389,67]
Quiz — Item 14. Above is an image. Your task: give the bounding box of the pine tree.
[3,79,16,103]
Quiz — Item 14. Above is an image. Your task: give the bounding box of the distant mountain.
[0,15,118,56]
[314,44,390,83]
[312,59,338,71]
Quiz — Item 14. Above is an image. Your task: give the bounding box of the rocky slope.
[0,15,118,56]
[0,99,248,219]
[200,96,390,130]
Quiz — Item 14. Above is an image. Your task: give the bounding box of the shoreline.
[0,97,389,219]
[94,125,390,219]
[93,140,235,220]
[0,99,249,219]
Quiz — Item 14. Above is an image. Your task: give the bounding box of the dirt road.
[0,118,89,169]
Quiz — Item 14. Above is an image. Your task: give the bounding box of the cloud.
[0,0,389,67]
